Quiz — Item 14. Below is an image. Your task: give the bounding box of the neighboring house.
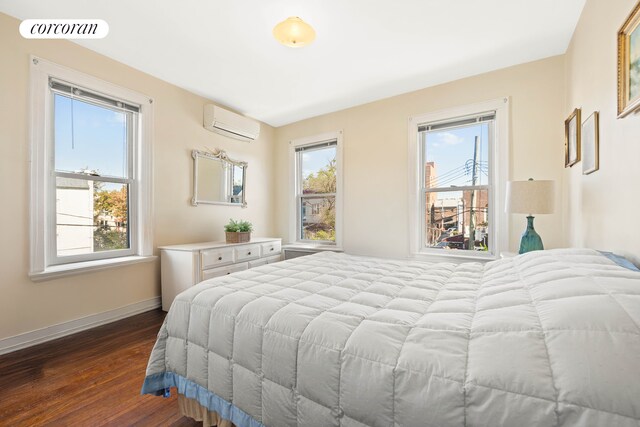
[302,197,325,225]
[426,197,462,246]
[424,161,438,208]
[425,159,489,248]
[462,189,489,233]
[56,178,93,256]
[57,177,127,256]
[96,212,126,231]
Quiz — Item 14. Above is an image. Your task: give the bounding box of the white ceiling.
[0,0,585,127]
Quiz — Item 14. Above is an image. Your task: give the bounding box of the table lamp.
[505,178,555,254]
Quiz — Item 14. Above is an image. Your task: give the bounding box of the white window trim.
[288,131,343,249]
[408,98,510,263]
[29,56,154,280]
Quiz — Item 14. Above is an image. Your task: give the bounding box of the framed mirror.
[192,149,247,207]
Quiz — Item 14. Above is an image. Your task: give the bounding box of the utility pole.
[468,136,479,250]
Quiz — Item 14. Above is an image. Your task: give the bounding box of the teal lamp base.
[518,215,544,254]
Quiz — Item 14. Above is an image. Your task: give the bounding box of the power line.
[426,159,489,187]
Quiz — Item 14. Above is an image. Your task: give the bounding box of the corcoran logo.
[19,19,109,39]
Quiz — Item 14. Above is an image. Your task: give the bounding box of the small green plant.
[224,219,253,233]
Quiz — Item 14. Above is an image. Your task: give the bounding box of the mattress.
[142,248,640,426]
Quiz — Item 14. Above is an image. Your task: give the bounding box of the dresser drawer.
[201,262,248,281]
[234,244,260,262]
[261,241,281,257]
[201,247,234,269]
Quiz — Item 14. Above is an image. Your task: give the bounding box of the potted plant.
[224,219,253,244]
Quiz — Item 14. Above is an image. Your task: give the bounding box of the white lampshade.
[505,179,555,214]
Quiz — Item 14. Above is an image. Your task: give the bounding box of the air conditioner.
[203,105,260,142]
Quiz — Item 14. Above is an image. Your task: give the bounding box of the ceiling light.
[273,16,316,48]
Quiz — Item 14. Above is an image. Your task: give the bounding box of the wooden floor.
[0,309,200,427]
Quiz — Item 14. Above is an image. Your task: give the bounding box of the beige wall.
[0,12,276,341]
[564,0,640,264]
[4,4,605,342]
[274,56,566,259]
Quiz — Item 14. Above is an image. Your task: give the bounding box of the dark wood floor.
[0,309,200,427]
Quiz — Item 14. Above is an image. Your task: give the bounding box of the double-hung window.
[51,80,138,262]
[409,99,509,259]
[29,57,153,279]
[289,131,343,247]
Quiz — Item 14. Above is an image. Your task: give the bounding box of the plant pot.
[225,231,251,244]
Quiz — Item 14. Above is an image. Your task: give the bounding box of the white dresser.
[159,237,282,311]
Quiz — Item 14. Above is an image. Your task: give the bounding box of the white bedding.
[142,248,640,426]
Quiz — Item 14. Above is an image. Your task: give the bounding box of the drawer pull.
[226,272,230,275]
[270,248,274,251]
[248,252,252,255]
[218,256,222,261]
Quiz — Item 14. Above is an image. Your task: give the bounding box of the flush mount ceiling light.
[273,16,316,48]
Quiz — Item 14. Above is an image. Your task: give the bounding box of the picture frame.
[582,112,600,175]
[564,108,581,167]
[617,1,640,118]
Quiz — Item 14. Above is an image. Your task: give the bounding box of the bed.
[142,248,640,426]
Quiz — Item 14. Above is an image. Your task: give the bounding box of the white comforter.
[142,248,640,426]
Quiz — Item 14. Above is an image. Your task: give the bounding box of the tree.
[93,184,127,223]
[303,159,336,194]
[302,159,336,241]
[93,183,128,251]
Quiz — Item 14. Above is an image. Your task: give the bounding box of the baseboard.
[0,296,161,356]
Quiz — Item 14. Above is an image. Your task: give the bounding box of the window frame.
[49,91,137,264]
[288,131,343,248]
[408,98,510,262]
[29,56,154,279]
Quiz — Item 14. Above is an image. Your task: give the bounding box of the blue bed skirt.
[141,372,265,427]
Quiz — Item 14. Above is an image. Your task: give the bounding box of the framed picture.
[617,1,640,117]
[582,112,600,175]
[564,108,581,167]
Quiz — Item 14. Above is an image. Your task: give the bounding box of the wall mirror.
[192,149,247,207]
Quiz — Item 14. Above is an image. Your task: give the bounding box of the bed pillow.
[598,251,640,271]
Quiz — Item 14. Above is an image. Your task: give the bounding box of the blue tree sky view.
[423,123,489,197]
[302,145,335,178]
[54,94,129,178]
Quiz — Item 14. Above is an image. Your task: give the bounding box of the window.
[52,82,137,262]
[289,131,343,247]
[409,99,509,259]
[29,57,153,278]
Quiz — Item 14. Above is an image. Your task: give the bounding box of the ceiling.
[0,0,586,127]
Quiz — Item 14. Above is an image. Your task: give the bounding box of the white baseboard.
[0,296,161,356]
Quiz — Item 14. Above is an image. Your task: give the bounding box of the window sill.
[411,250,497,264]
[29,255,157,282]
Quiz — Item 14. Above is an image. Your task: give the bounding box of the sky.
[302,146,335,178]
[54,93,129,178]
[54,92,486,198]
[423,123,489,198]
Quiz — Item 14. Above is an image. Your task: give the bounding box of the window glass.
[300,195,335,242]
[424,124,488,189]
[301,146,336,194]
[54,94,129,178]
[55,178,130,257]
[52,90,135,262]
[424,189,489,251]
[298,144,336,242]
[421,122,492,253]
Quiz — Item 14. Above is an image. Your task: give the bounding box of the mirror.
[192,149,247,207]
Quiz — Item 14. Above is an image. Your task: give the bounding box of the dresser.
[159,237,282,311]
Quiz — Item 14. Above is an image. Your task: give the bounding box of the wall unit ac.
[203,105,260,142]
